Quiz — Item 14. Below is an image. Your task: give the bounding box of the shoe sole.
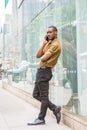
[27,122,45,125]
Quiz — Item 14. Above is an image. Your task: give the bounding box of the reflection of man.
[27,26,61,125]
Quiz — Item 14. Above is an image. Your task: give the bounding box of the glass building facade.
[2,0,87,121]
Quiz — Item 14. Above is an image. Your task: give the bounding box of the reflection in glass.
[3,0,87,119]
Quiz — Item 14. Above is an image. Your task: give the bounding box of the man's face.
[47,28,57,40]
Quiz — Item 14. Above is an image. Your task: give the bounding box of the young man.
[27,26,61,125]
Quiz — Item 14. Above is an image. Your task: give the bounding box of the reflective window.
[2,0,87,119]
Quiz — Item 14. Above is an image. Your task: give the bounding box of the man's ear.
[55,31,57,35]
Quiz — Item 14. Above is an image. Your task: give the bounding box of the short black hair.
[48,26,58,31]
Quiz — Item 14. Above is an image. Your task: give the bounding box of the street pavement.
[0,82,72,130]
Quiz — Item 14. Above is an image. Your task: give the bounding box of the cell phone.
[46,35,49,41]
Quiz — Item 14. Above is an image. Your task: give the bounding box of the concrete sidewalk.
[0,87,72,130]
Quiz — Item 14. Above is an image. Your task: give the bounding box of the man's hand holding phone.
[36,35,48,58]
[43,35,49,45]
